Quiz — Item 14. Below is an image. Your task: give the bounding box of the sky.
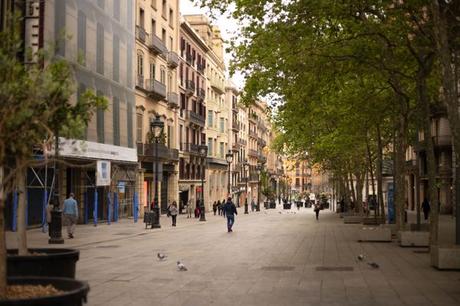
[179,0,245,90]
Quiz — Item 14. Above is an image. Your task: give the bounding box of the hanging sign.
[96,160,111,186]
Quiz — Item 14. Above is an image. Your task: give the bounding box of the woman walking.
[169,201,178,226]
[314,203,320,220]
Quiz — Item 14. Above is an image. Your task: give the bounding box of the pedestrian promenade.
[7,207,460,306]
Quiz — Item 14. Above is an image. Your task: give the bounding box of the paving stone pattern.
[8,208,460,306]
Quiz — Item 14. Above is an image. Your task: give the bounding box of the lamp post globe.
[243,160,249,214]
[150,115,164,229]
[198,145,208,221]
[226,150,233,197]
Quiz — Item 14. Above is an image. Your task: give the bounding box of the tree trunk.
[0,165,6,298]
[349,172,356,210]
[355,171,364,215]
[376,124,385,220]
[432,0,460,245]
[395,114,408,232]
[16,158,28,256]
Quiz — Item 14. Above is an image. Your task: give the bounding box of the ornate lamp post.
[198,144,208,221]
[150,115,164,229]
[226,150,233,196]
[256,163,263,212]
[243,160,249,214]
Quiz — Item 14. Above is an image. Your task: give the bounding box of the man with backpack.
[223,197,237,232]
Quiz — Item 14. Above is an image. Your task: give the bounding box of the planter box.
[431,245,460,270]
[344,216,362,224]
[0,277,89,306]
[358,227,392,242]
[409,223,430,231]
[283,203,291,209]
[8,248,79,279]
[399,231,429,247]
[362,217,385,225]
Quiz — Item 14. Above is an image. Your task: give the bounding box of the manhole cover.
[261,266,295,271]
[315,266,354,271]
[413,250,429,254]
[96,245,119,249]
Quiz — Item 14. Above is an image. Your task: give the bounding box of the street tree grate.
[413,250,429,254]
[95,245,120,249]
[315,266,354,271]
[261,266,295,271]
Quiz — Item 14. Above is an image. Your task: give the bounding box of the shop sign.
[117,181,126,193]
[96,160,111,186]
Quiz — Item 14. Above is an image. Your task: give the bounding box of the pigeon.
[357,254,365,261]
[157,252,167,261]
[177,261,188,271]
[367,262,379,269]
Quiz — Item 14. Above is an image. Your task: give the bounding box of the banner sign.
[96,160,111,186]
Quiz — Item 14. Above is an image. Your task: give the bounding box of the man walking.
[314,203,320,221]
[422,198,430,221]
[63,193,78,238]
[223,197,237,232]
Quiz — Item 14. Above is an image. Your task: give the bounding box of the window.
[151,0,156,9]
[113,0,120,20]
[160,66,166,84]
[179,124,183,147]
[97,91,105,143]
[137,52,143,76]
[149,61,155,79]
[207,110,213,126]
[136,113,143,143]
[179,63,183,85]
[220,118,225,133]
[167,125,172,148]
[113,97,120,146]
[295,178,300,187]
[208,138,213,156]
[169,36,173,50]
[220,142,224,158]
[151,19,156,36]
[169,9,174,27]
[77,11,86,64]
[96,23,104,74]
[162,28,166,43]
[162,0,167,18]
[113,34,119,82]
[139,8,145,28]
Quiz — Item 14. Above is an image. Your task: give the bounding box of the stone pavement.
[7,207,460,306]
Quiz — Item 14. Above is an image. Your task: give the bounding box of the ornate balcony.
[180,142,200,154]
[210,77,225,94]
[137,143,179,162]
[249,130,258,138]
[186,52,193,65]
[167,51,179,68]
[145,79,166,100]
[197,62,205,74]
[167,92,179,108]
[185,80,195,96]
[135,25,148,43]
[248,149,258,158]
[186,110,205,127]
[149,34,167,55]
[232,120,240,131]
[135,75,144,89]
[198,88,206,100]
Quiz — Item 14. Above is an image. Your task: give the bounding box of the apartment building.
[177,18,208,211]
[236,105,249,207]
[21,0,138,225]
[135,0,180,214]
[226,81,240,201]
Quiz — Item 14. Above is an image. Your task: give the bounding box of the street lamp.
[256,163,263,212]
[150,115,164,229]
[198,144,208,222]
[226,150,233,196]
[243,160,249,214]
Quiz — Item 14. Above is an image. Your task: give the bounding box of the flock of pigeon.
[357,254,380,269]
[157,252,188,271]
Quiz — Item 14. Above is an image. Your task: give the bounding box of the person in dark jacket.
[223,197,237,232]
[213,201,217,215]
[422,198,430,220]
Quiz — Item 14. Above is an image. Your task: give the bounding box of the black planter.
[269,201,276,209]
[0,277,89,306]
[283,203,291,209]
[8,248,79,279]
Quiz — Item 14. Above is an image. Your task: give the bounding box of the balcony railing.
[180,142,200,154]
[137,143,179,161]
[186,52,192,65]
[232,143,240,151]
[186,110,205,126]
[149,34,167,55]
[248,149,258,158]
[185,80,195,96]
[145,79,166,100]
[197,62,205,74]
[249,130,258,138]
[210,77,225,94]
[232,121,240,131]
[135,25,147,43]
[239,138,247,146]
[167,92,179,108]
[136,75,144,89]
[258,138,266,147]
[167,51,179,68]
[198,88,206,100]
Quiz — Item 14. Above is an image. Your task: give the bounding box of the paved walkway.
[7,207,460,306]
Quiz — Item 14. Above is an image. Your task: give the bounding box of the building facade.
[134,0,180,215]
[177,18,208,212]
[226,81,240,201]
[23,0,138,226]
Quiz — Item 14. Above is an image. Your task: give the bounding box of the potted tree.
[0,16,106,303]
